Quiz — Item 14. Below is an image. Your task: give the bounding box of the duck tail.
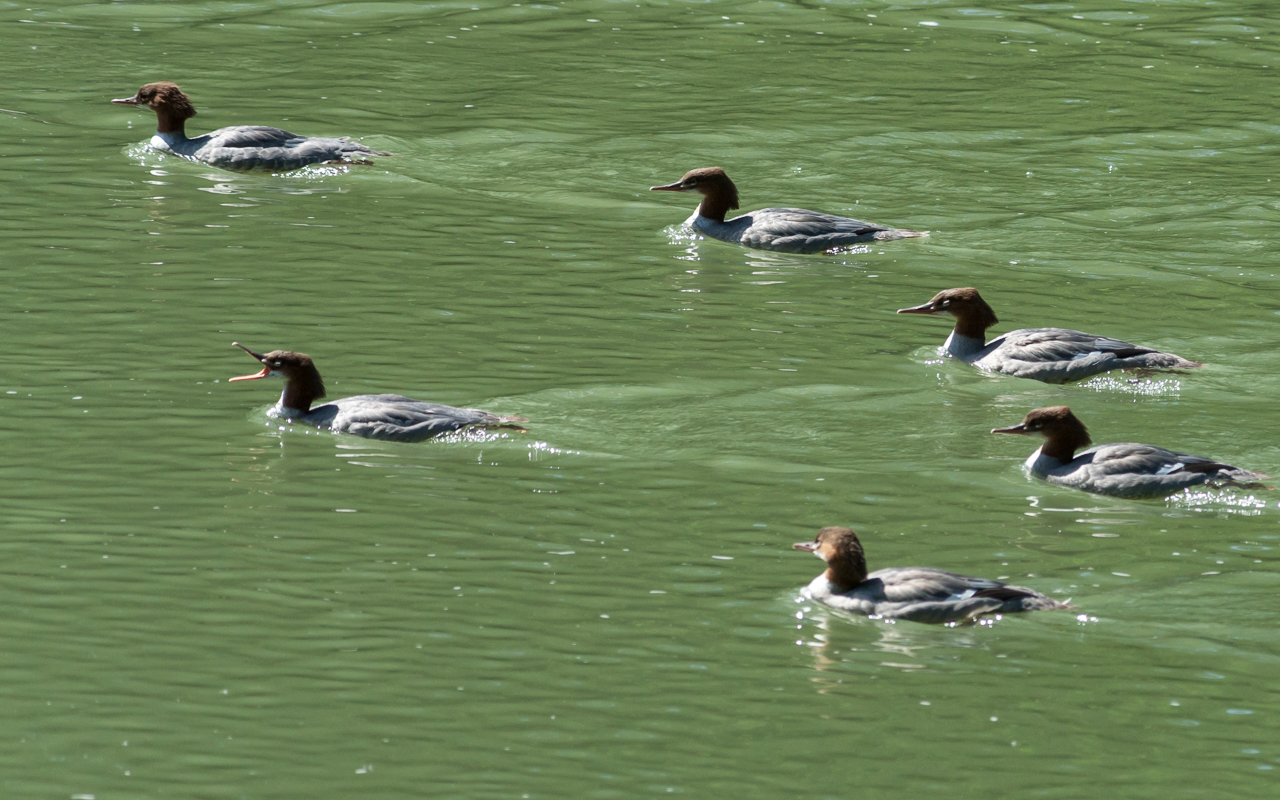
[974,585,1075,612]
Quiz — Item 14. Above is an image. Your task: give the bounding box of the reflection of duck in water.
[898,288,1200,383]
[229,344,525,443]
[798,604,993,684]
[112,82,390,171]
[794,527,1073,624]
[993,406,1268,498]
[650,167,926,253]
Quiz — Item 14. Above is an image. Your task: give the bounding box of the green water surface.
[3,1,1280,797]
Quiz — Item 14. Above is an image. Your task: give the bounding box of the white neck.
[150,131,187,150]
[267,389,307,419]
[943,329,987,360]
[1024,446,1064,476]
[688,211,749,243]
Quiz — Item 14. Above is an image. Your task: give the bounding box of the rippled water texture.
[3,1,1280,797]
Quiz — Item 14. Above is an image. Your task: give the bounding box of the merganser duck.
[229,343,525,442]
[992,406,1267,498]
[897,287,1200,383]
[794,527,1073,623]
[649,167,927,254]
[112,82,390,171]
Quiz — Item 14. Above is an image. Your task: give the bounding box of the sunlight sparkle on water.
[1168,489,1271,514]
[1078,375,1181,396]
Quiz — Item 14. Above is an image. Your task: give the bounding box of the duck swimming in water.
[794,527,1073,624]
[650,167,926,254]
[229,343,524,442]
[898,288,1200,384]
[112,82,390,171]
[992,406,1267,498]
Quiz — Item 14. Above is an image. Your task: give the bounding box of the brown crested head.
[256,350,319,380]
[650,167,739,221]
[229,343,326,413]
[897,287,998,338]
[991,405,1091,461]
[793,526,869,590]
[124,82,196,117]
[113,82,196,134]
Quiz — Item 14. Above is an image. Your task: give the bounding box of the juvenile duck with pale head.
[793,526,1073,623]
